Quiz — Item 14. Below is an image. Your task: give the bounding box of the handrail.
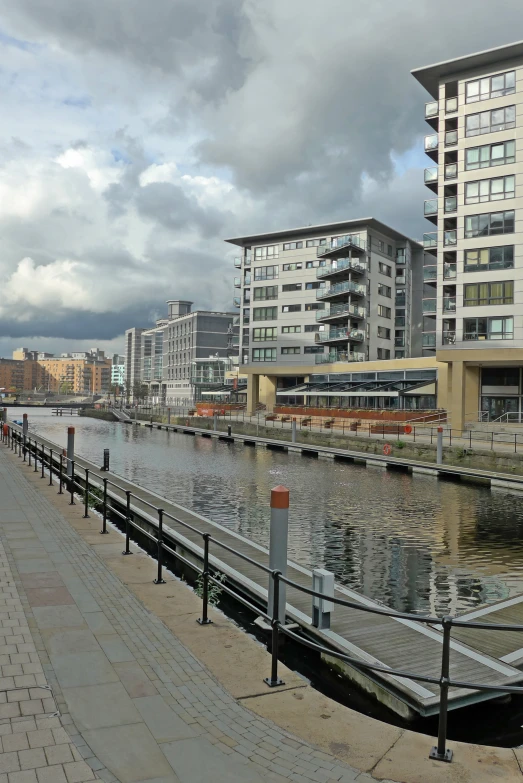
[7,420,523,765]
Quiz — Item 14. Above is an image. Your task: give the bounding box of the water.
[21,408,523,617]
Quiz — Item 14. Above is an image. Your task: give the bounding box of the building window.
[305,260,327,269]
[377,348,391,359]
[464,280,514,306]
[395,350,405,359]
[305,281,323,290]
[253,307,277,321]
[281,347,300,354]
[305,239,327,247]
[396,248,406,264]
[378,305,391,319]
[464,316,513,341]
[304,324,321,332]
[377,326,391,339]
[253,285,278,300]
[465,210,514,238]
[465,71,515,103]
[305,302,325,311]
[465,106,515,137]
[254,265,278,281]
[282,304,301,313]
[282,263,303,271]
[464,175,515,204]
[282,325,301,333]
[378,262,392,277]
[464,245,514,272]
[253,327,277,341]
[465,140,515,170]
[252,348,277,361]
[282,283,302,292]
[282,241,303,250]
[254,245,278,260]
[304,346,325,354]
[387,244,393,257]
[378,284,391,298]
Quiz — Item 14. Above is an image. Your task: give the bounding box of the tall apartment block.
[226,219,427,371]
[413,40,523,425]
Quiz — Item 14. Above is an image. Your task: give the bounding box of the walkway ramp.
[453,596,523,666]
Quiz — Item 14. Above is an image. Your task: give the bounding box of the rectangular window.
[305,239,327,247]
[377,348,391,359]
[304,324,321,332]
[304,346,325,354]
[464,245,514,272]
[379,262,392,277]
[465,140,515,170]
[253,307,277,321]
[377,326,391,339]
[282,325,301,333]
[387,244,393,257]
[282,304,301,313]
[465,175,515,204]
[378,305,391,319]
[282,283,302,292]
[305,260,326,268]
[396,247,406,264]
[305,302,325,311]
[465,105,515,137]
[253,285,278,300]
[465,210,515,238]
[281,347,300,354]
[464,317,513,341]
[466,71,516,103]
[254,265,278,281]
[282,241,303,250]
[252,348,277,361]
[378,284,392,297]
[254,245,278,260]
[464,280,514,306]
[282,263,303,271]
[252,327,277,341]
[305,281,323,290]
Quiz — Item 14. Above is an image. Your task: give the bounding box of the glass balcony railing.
[442,331,456,345]
[445,163,458,180]
[317,327,349,343]
[234,257,242,269]
[424,199,438,216]
[317,234,366,257]
[423,232,437,249]
[425,101,439,119]
[424,167,438,184]
[425,134,438,151]
[443,263,457,280]
[444,230,457,247]
[423,298,437,314]
[233,297,241,307]
[422,333,436,348]
[395,296,406,307]
[316,303,366,321]
[445,130,458,146]
[443,296,456,313]
[395,336,406,348]
[446,97,458,114]
[444,196,457,213]
[315,351,366,365]
[316,257,367,278]
[244,256,251,266]
[244,273,251,285]
[317,280,366,299]
[423,266,437,281]
[395,274,406,285]
[234,277,241,288]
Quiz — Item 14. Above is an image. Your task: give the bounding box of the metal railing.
[6,420,523,764]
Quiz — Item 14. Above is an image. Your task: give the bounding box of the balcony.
[316,327,348,344]
[444,230,457,247]
[395,336,406,348]
[395,274,406,285]
[423,265,437,282]
[233,297,241,307]
[445,130,458,147]
[444,196,457,213]
[234,257,242,269]
[424,167,438,184]
[234,277,241,288]
[422,333,436,348]
[244,272,251,285]
[446,97,458,114]
[316,303,366,321]
[316,257,367,279]
[422,298,437,314]
[443,263,457,280]
[425,101,439,119]
[423,232,437,250]
[424,199,438,217]
[315,351,366,365]
[443,296,456,313]
[317,234,366,258]
[444,163,458,180]
[425,134,438,152]
[442,331,456,345]
[316,280,366,300]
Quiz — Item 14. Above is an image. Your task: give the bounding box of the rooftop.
[412,39,523,99]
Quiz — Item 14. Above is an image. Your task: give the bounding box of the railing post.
[154,509,166,585]
[430,617,453,763]
[49,450,53,485]
[101,478,108,533]
[66,427,75,478]
[264,571,285,687]
[122,490,132,555]
[83,469,90,518]
[28,438,32,466]
[197,533,212,624]
[437,427,443,465]
[34,441,38,472]
[58,454,63,494]
[22,414,28,461]
[41,445,45,478]
[69,461,76,504]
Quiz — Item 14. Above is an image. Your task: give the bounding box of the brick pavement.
[0,442,384,782]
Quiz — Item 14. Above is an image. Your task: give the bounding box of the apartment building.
[36,351,111,394]
[413,39,523,425]
[111,355,125,388]
[125,327,147,394]
[226,219,428,373]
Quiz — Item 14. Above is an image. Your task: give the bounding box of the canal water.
[20,408,523,618]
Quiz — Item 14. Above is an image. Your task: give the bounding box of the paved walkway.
[0,443,374,782]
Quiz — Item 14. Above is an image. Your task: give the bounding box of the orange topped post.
[268,485,290,621]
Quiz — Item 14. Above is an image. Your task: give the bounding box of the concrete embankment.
[79,408,118,421]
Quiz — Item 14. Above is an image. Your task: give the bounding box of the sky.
[1,0,523,358]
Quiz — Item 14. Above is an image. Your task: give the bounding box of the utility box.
[312,568,335,630]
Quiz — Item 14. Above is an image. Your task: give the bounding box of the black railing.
[5,422,523,764]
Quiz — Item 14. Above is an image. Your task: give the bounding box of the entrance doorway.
[481,396,519,422]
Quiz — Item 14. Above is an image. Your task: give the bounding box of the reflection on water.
[21,408,523,616]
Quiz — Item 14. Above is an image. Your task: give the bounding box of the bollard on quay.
[66,427,75,478]
[268,486,289,622]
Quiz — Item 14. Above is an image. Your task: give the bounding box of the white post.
[268,486,289,621]
[291,418,297,443]
[213,412,218,432]
[312,569,335,630]
[66,426,75,477]
[437,426,443,465]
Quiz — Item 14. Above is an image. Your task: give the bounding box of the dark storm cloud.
[135,182,227,238]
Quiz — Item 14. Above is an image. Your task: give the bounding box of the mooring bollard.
[66,427,75,478]
[268,486,289,621]
[312,568,335,630]
[227,424,232,437]
[437,426,443,465]
[291,418,297,443]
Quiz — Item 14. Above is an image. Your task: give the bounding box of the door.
[481,396,519,422]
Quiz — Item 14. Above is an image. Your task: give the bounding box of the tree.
[108,383,119,403]
[132,382,148,403]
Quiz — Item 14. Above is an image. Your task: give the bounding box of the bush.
[194,571,226,606]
